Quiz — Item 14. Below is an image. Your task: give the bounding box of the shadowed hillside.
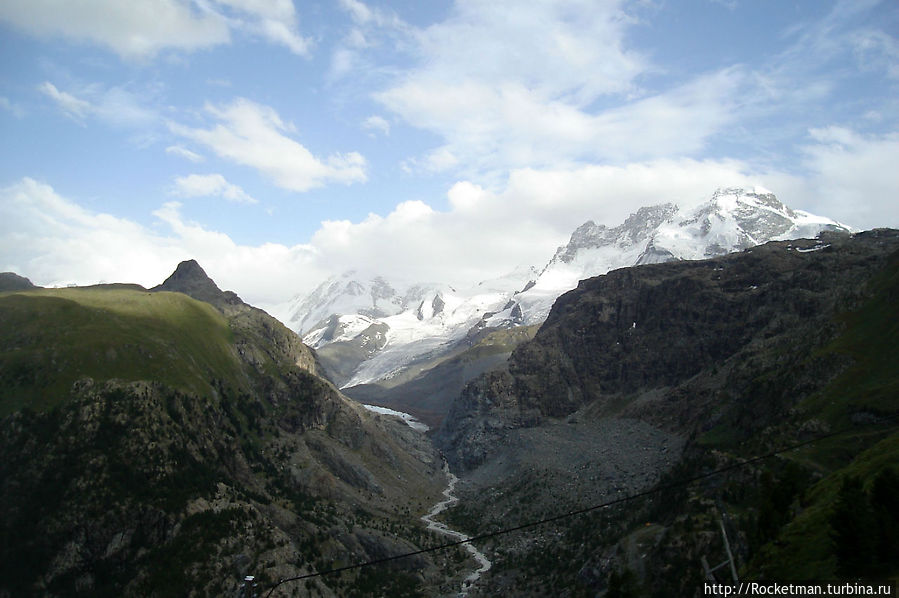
[435,230,899,596]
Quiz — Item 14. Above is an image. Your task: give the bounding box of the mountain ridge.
[285,187,853,404]
[0,261,462,596]
[431,228,899,595]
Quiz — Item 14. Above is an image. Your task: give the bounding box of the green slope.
[0,287,245,415]
[744,249,899,579]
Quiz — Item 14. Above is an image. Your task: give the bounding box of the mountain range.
[2,217,896,596]
[283,187,852,410]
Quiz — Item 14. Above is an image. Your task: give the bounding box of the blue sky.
[1,0,897,307]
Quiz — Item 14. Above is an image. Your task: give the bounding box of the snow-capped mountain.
[287,187,853,388]
[284,267,538,387]
[484,187,854,327]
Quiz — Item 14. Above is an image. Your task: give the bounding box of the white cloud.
[370,1,761,177]
[171,98,367,192]
[166,145,204,163]
[329,0,409,83]
[212,0,311,56]
[795,127,899,229]
[0,0,311,59]
[339,0,406,30]
[38,81,92,121]
[307,157,770,287]
[0,0,231,59]
[410,0,644,103]
[3,137,891,312]
[0,178,321,304]
[39,81,158,128]
[849,29,899,79]
[171,173,257,204]
[362,115,390,136]
[380,67,745,176]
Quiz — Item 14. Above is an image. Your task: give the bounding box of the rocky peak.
[0,272,39,292]
[369,276,397,304]
[691,187,802,248]
[151,259,244,313]
[619,203,679,244]
[554,203,679,265]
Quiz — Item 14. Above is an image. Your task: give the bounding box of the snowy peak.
[288,272,417,335]
[489,187,854,327]
[654,187,851,261]
[552,203,679,265]
[686,186,798,247]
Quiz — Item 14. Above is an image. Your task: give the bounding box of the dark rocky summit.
[151,259,245,314]
[0,271,38,291]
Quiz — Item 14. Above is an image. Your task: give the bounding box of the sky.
[1,0,898,309]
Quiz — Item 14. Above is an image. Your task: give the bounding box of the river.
[421,462,492,597]
[361,403,491,594]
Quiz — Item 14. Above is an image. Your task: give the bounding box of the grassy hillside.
[0,280,456,596]
[738,247,899,579]
[0,287,245,415]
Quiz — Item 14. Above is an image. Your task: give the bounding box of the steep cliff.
[434,230,899,595]
[438,230,899,469]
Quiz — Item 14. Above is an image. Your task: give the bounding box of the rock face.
[437,229,899,471]
[433,229,899,596]
[0,262,453,597]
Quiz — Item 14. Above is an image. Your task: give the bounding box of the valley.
[2,220,897,596]
[5,2,898,596]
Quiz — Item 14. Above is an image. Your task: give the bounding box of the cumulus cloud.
[171,98,367,192]
[171,173,257,204]
[307,157,772,287]
[0,0,310,59]
[0,178,322,305]
[3,134,891,311]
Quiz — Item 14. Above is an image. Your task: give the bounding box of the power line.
[263,414,898,597]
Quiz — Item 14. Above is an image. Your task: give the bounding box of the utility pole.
[700,507,738,582]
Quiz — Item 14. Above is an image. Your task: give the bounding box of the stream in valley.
[362,402,491,594]
[421,462,491,597]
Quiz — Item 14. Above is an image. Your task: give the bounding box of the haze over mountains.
[283,187,852,391]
